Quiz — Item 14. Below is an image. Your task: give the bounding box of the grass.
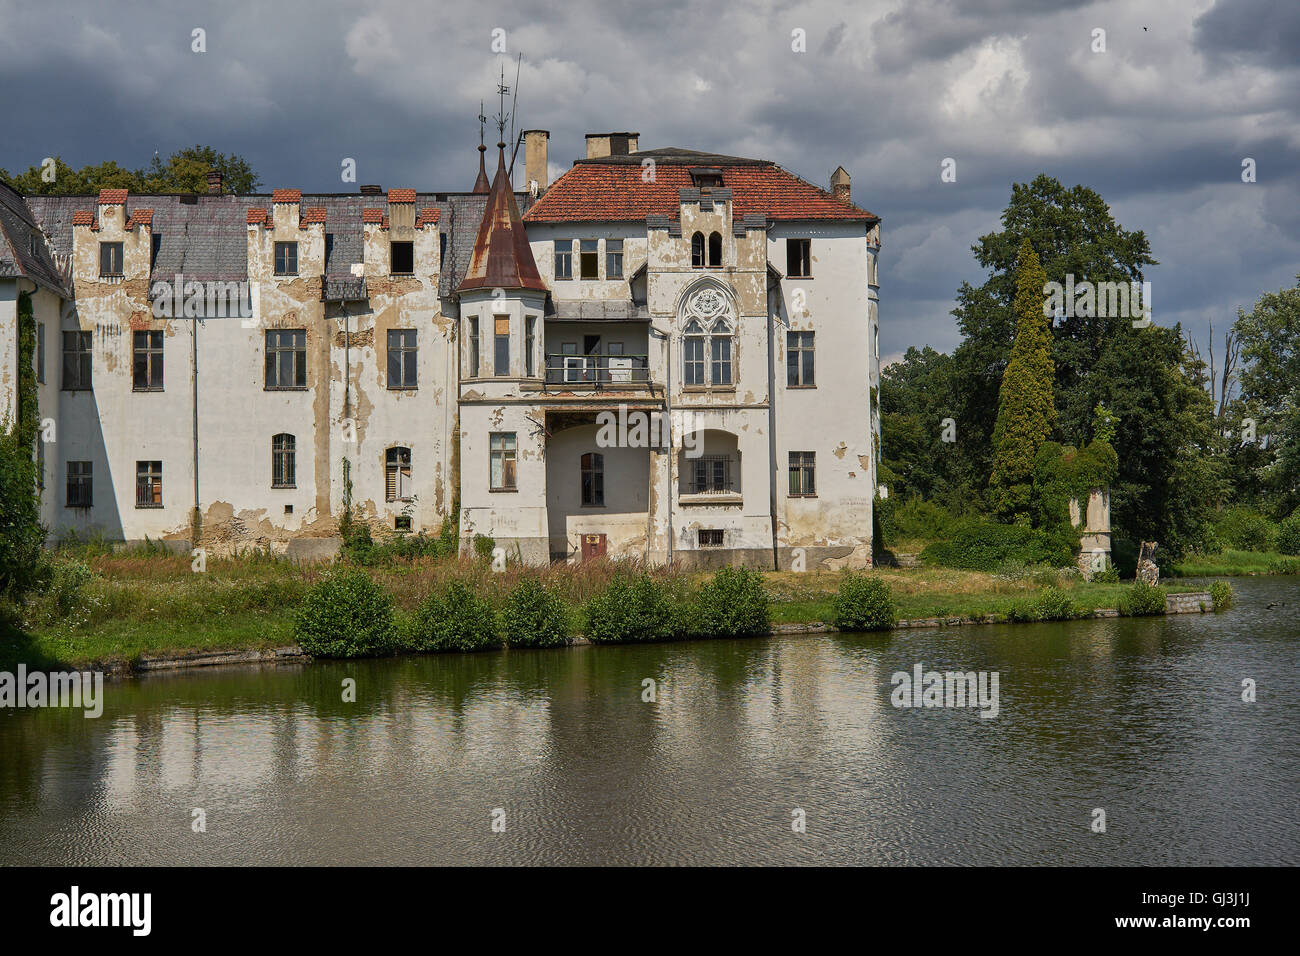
[1171,550,1294,576]
[8,551,1218,672]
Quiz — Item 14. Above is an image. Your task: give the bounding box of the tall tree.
[878,346,974,508]
[989,240,1057,519]
[1,146,260,195]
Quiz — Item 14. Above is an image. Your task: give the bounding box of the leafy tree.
[1,146,260,195]
[990,240,1057,519]
[0,292,44,600]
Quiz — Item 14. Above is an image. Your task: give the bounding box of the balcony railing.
[543,354,651,388]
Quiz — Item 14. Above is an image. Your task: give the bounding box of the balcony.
[323,276,367,303]
[543,353,652,389]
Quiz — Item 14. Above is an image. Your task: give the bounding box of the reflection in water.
[1,577,1297,865]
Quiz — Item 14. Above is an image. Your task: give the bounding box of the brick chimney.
[206,170,223,194]
[830,166,851,204]
[360,184,383,196]
[523,130,549,195]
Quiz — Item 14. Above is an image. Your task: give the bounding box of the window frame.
[62,330,92,391]
[493,315,510,377]
[390,240,414,275]
[132,329,164,392]
[786,331,816,387]
[387,328,418,390]
[787,238,812,279]
[264,329,307,389]
[691,232,705,268]
[606,239,623,279]
[66,460,93,509]
[579,239,599,280]
[554,239,573,280]
[272,433,296,489]
[135,460,163,509]
[581,452,605,507]
[524,315,537,378]
[489,432,518,491]
[99,241,124,277]
[707,231,722,268]
[273,241,299,276]
[788,451,817,498]
[385,446,413,502]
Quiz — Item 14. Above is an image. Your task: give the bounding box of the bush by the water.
[1277,510,1300,556]
[689,566,770,637]
[1267,557,1300,575]
[294,568,396,658]
[832,574,897,631]
[409,580,499,652]
[503,579,571,648]
[1119,580,1167,617]
[1209,580,1234,611]
[584,573,680,643]
[1005,585,1081,622]
[921,519,1076,571]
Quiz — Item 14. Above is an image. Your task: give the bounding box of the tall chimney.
[523,130,549,195]
[585,134,611,159]
[830,166,851,205]
[206,170,223,194]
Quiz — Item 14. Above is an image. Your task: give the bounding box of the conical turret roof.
[458,144,546,294]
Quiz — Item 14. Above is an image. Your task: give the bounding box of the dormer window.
[690,168,724,188]
[99,242,123,277]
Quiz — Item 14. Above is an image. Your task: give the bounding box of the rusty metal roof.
[457,144,547,294]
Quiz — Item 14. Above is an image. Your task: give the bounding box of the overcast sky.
[2,0,1296,363]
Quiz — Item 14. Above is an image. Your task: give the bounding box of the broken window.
[62,330,92,391]
[698,529,724,548]
[786,331,815,387]
[133,330,164,391]
[265,329,307,388]
[386,446,412,501]
[390,240,414,275]
[136,460,163,508]
[787,238,811,278]
[580,239,599,279]
[494,315,510,376]
[691,232,705,268]
[387,328,418,389]
[490,432,517,491]
[554,239,573,279]
[66,461,92,508]
[274,241,298,276]
[789,451,816,497]
[606,239,623,279]
[99,241,123,277]
[581,452,604,506]
[272,433,296,488]
[708,231,722,267]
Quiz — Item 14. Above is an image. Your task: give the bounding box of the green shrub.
[1209,580,1234,611]
[294,568,396,658]
[1092,564,1120,583]
[1213,508,1277,553]
[409,581,499,652]
[503,579,571,648]
[832,574,897,631]
[1277,511,1300,556]
[473,534,497,561]
[1033,586,1080,621]
[47,557,94,616]
[921,519,1076,571]
[1119,580,1167,617]
[689,566,770,637]
[1005,598,1040,623]
[1266,557,1300,575]
[888,498,958,543]
[584,574,680,644]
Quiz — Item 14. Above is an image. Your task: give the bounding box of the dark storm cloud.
[0,0,1296,360]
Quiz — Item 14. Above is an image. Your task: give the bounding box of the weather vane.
[495,64,510,143]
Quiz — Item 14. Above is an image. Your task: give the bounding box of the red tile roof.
[388,188,417,204]
[72,210,96,226]
[417,206,441,227]
[98,189,128,205]
[272,189,301,203]
[362,208,384,224]
[300,207,327,225]
[524,161,875,223]
[128,209,154,228]
[247,208,268,225]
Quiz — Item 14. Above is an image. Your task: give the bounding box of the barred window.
[66,461,92,508]
[386,446,412,501]
[387,329,418,389]
[490,432,517,491]
[133,330,164,391]
[272,434,296,488]
[136,460,163,508]
[690,456,732,494]
[62,330,92,391]
[789,451,816,497]
[786,331,815,387]
[698,529,724,548]
[265,329,306,388]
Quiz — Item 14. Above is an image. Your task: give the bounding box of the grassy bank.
[1170,550,1300,577]
[2,549,1221,672]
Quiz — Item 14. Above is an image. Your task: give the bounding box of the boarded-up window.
[490,432,517,491]
[386,446,412,501]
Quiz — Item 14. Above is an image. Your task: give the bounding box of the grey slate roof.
[24,189,534,300]
[0,181,67,294]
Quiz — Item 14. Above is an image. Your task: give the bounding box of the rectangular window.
[710,336,732,386]
[494,316,510,376]
[136,460,163,508]
[490,432,517,490]
[36,323,45,384]
[554,240,572,280]
[789,451,816,497]
[66,461,92,508]
[581,452,604,506]
[698,529,724,548]
[274,241,298,276]
[386,447,412,501]
[390,241,414,275]
[690,456,732,494]
[265,329,307,388]
[62,330,92,391]
[133,330,164,391]
[394,515,412,532]
[579,239,599,279]
[387,329,418,389]
[684,336,706,386]
[272,434,296,488]
[99,241,124,277]
[786,331,815,387]
[787,238,811,278]
[525,316,536,377]
[606,239,623,279]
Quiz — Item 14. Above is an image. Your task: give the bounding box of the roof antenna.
[494,63,509,145]
[507,52,523,175]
